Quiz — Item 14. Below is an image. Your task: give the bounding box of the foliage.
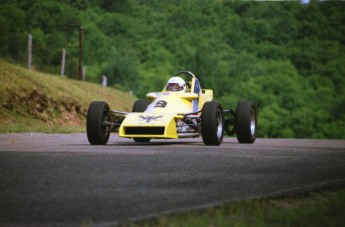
[1,0,344,138]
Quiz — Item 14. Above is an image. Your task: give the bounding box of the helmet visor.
[167,83,183,91]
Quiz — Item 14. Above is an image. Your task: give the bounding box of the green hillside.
[1,0,345,138]
[0,59,135,133]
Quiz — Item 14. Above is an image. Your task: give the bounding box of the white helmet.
[166,76,186,92]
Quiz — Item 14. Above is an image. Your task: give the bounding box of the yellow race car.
[86,71,257,146]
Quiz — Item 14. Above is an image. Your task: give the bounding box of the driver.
[166,76,186,92]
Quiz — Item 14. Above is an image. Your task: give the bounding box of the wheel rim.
[250,109,256,136]
[216,109,223,138]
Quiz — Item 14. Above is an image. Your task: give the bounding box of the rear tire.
[132,99,152,142]
[201,101,224,146]
[132,99,151,112]
[235,101,257,143]
[87,101,111,145]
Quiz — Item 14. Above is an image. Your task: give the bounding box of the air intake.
[124,127,165,135]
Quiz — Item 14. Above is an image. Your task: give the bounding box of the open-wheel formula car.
[86,71,257,146]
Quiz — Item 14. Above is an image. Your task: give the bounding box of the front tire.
[235,101,257,143]
[201,101,224,146]
[86,101,111,145]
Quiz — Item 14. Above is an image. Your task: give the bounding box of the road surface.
[0,133,344,226]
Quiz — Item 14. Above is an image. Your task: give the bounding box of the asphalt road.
[0,133,345,226]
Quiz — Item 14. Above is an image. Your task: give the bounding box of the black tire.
[86,101,111,145]
[201,101,224,146]
[132,99,151,112]
[132,99,152,142]
[235,101,257,144]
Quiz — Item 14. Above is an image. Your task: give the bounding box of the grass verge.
[128,188,345,227]
[0,59,135,133]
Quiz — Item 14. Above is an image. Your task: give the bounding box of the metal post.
[82,65,86,81]
[61,48,66,77]
[102,75,107,87]
[28,34,32,70]
[79,26,83,80]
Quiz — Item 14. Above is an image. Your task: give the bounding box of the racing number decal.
[154,100,167,108]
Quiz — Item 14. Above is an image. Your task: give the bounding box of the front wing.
[118,113,184,139]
